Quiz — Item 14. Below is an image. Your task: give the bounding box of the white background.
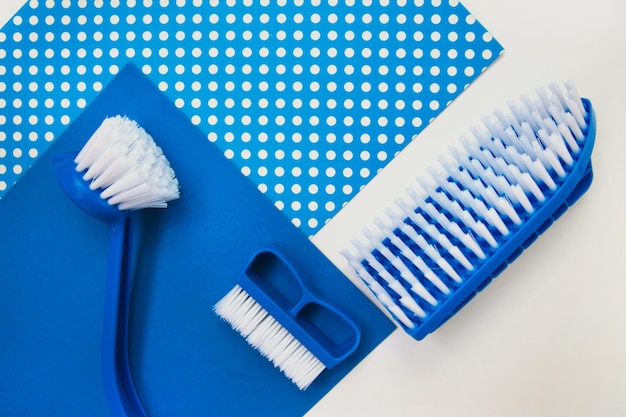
[2,0,626,416]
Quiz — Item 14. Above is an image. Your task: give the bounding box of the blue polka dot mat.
[0,0,502,236]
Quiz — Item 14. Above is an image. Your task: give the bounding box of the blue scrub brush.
[52,116,180,417]
[343,82,596,340]
[214,247,361,390]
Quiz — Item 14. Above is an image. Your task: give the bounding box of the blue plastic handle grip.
[52,152,147,417]
[237,247,361,369]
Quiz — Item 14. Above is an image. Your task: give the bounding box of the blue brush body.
[214,247,361,390]
[345,84,596,340]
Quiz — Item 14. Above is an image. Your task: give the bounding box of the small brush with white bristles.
[343,82,597,340]
[214,247,361,391]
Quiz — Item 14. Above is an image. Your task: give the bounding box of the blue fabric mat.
[0,63,395,416]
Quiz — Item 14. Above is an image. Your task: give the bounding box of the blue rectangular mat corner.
[0,62,395,417]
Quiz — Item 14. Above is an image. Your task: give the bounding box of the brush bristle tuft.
[74,115,180,210]
[214,285,326,390]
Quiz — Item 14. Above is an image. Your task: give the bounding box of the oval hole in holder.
[296,302,361,360]
[246,250,303,311]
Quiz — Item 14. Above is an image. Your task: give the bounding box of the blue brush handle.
[51,152,148,416]
[102,213,148,417]
[238,247,361,369]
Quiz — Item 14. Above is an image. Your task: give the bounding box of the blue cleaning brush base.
[348,92,597,341]
[404,99,597,340]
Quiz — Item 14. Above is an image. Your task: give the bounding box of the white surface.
[311,1,626,416]
[2,1,626,416]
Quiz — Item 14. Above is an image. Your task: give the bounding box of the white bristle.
[397,223,463,283]
[407,253,451,295]
[214,285,326,390]
[546,132,574,167]
[469,194,508,235]
[351,237,432,319]
[74,115,180,211]
[389,236,451,294]
[346,82,590,331]
[555,121,579,154]
[535,86,552,112]
[342,251,416,329]
[565,81,586,117]
[542,148,567,179]
[519,124,540,155]
[528,155,557,190]
[566,101,586,131]
[511,184,534,214]
[368,280,416,328]
[547,103,565,125]
[450,145,469,169]
[446,201,493,253]
[548,82,568,109]
[364,252,427,318]
[389,237,440,298]
[532,101,549,122]
[433,195,490,254]
[390,255,438,306]
[565,111,586,140]
[517,170,545,202]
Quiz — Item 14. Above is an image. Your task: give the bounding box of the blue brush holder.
[238,247,361,368]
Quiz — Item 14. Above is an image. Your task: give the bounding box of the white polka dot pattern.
[0,0,502,235]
